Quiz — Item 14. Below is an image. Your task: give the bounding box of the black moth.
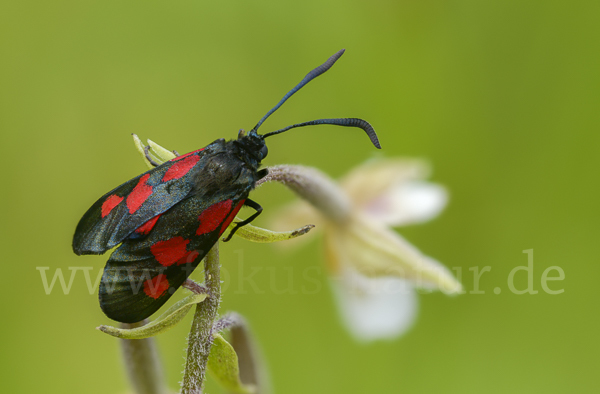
[73,49,381,323]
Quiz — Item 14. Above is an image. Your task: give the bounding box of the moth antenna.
[251,49,345,134]
[262,118,381,149]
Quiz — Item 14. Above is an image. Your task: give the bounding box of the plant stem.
[181,243,221,394]
[120,320,167,394]
[258,165,351,224]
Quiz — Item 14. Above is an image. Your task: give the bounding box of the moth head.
[238,129,268,161]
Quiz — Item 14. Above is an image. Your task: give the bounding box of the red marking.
[220,199,245,235]
[101,195,123,218]
[196,200,233,235]
[162,154,200,182]
[170,148,204,162]
[127,174,153,214]
[143,274,169,299]
[150,236,190,267]
[178,250,200,266]
[164,249,201,266]
[135,214,161,235]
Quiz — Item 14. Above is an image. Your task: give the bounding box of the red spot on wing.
[170,148,204,162]
[101,195,123,218]
[150,236,190,267]
[143,274,169,299]
[162,155,200,182]
[196,200,233,235]
[180,250,200,266]
[135,214,161,235]
[127,174,153,214]
[220,199,246,235]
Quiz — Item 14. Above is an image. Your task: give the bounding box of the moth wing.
[73,149,206,255]
[98,192,246,323]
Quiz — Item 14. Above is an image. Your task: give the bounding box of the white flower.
[267,159,462,341]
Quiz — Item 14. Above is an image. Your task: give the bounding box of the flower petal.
[330,266,418,341]
[328,216,463,294]
[362,181,448,226]
[340,158,431,208]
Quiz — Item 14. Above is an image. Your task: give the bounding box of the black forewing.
[94,140,259,323]
[73,147,212,255]
[98,187,247,323]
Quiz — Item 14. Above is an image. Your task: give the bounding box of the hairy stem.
[120,320,167,394]
[258,165,351,224]
[181,243,221,393]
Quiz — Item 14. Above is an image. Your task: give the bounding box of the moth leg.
[144,146,161,167]
[223,199,263,242]
[257,168,268,180]
[172,150,180,157]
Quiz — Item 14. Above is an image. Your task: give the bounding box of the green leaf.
[230,220,315,243]
[132,133,156,169]
[147,139,177,162]
[208,333,255,394]
[132,135,177,169]
[97,293,207,339]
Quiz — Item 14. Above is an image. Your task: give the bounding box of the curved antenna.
[251,49,346,133]
[262,118,381,149]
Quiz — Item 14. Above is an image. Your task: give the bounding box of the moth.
[73,49,381,323]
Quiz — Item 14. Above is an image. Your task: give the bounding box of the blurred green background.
[1,0,598,393]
